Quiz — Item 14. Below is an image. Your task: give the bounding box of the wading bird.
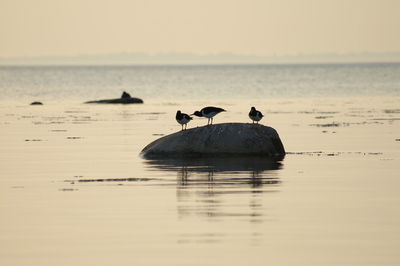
[176,110,192,130]
[192,106,226,125]
[249,106,264,124]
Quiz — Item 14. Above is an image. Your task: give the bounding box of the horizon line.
[1,61,400,68]
[1,51,400,66]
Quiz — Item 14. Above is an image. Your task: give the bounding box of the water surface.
[0,64,400,265]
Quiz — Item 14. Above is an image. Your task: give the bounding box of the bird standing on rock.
[249,107,264,124]
[192,106,226,125]
[176,110,192,130]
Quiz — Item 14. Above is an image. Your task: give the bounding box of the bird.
[176,110,192,130]
[249,107,264,124]
[192,106,226,125]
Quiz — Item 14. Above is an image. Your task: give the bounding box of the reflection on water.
[144,156,282,173]
[144,156,282,223]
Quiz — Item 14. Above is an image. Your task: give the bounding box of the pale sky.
[1,0,399,57]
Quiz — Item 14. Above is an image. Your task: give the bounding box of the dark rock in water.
[85,91,143,104]
[141,123,285,160]
[30,101,43,105]
[85,97,143,104]
[121,91,131,98]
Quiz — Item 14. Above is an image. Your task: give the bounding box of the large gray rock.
[141,123,285,159]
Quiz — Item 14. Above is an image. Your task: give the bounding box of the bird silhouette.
[192,106,226,125]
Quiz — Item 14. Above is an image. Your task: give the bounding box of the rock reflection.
[144,156,282,173]
[144,156,282,224]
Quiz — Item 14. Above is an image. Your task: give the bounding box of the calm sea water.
[1,63,400,102]
[1,63,400,266]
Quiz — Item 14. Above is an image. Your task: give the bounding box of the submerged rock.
[85,91,143,104]
[141,123,285,159]
[30,101,43,105]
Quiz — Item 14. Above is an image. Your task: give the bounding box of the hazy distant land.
[1,52,400,65]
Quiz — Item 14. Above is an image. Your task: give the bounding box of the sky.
[1,0,400,58]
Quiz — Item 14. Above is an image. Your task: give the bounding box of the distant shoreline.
[1,52,400,66]
[1,61,400,68]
